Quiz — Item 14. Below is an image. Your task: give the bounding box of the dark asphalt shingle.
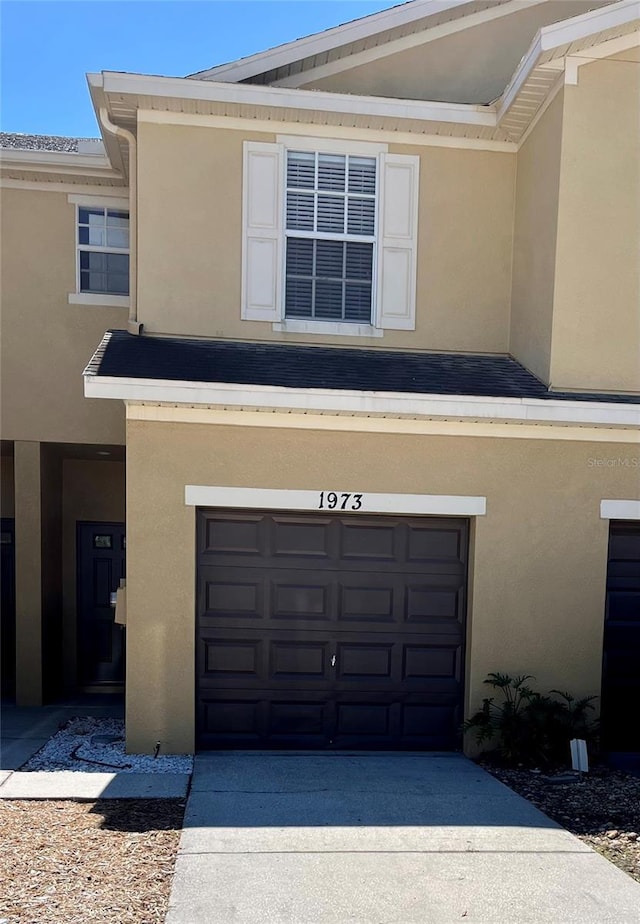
[87,330,639,405]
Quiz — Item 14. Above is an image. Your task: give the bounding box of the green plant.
[463,673,598,768]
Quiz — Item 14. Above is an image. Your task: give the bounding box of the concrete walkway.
[166,752,640,924]
[0,697,189,799]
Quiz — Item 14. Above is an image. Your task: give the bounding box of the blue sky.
[1,1,399,137]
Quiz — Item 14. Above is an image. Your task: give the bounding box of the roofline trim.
[190,0,477,82]
[0,148,118,180]
[83,373,640,428]
[94,71,496,127]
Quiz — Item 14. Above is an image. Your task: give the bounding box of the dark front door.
[602,522,640,752]
[196,510,468,750]
[1,519,16,699]
[77,522,126,685]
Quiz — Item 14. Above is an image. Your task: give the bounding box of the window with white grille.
[77,206,130,295]
[284,152,376,323]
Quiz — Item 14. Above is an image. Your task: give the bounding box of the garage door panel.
[199,697,262,743]
[270,641,328,679]
[272,517,333,559]
[338,583,395,623]
[403,644,460,681]
[205,580,262,617]
[336,643,393,680]
[200,514,264,556]
[197,510,468,749]
[407,524,466,563]
[602,522,640,752]
[340,522,397,561]
[203,638,261,677]
[401,702,460,745]
[405,583,463,622]
[272,581,330,620]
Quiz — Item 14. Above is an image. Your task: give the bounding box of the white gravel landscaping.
[22,717,193,774]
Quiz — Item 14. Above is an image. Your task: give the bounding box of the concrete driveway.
[166,752,640,924]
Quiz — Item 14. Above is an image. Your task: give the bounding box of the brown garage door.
[196,510,468,750]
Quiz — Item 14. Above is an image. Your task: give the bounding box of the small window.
[78,207,129,296]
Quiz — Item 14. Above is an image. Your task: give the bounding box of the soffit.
[191,0,505,82]
[259,1,613,100]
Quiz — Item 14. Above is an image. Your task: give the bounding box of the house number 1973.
[318,492,363,510]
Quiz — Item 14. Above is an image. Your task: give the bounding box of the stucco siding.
[510,89,564,383]
[124,417,637,754]
[136,121,514,352]
[551,56,640,393]
[0,187,127,444]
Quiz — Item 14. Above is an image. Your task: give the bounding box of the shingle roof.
[88,330,639,405]
[0,132,100,152]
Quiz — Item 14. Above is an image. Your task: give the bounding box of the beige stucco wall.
[510,90,564,383]
[61,459,126,687]
[136,121,514,353]
[125,415,638,754]
[551,56,640,393]
[0,187,128,444]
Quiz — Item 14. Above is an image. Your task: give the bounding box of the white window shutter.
[241,142,283,321]
[375,153,419,330]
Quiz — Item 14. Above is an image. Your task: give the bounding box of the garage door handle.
[331,655,336,668]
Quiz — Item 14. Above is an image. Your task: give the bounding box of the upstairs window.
[242,140,419,334]
[285,152,376,323]
[78,206,129,296]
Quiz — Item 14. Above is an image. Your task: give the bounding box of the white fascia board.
[83,374,640,428]
[0,148,118,180]
[190,0,474,82]
[87,76,127,178]
[184,485,487,517]
[538,0,639,51]
[98,71,497,128]
[0,148,112,170]
[600,499,640,520]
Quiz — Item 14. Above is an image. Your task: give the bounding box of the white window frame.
[281,148,379,331]
[67,193,130,308]
[276,136,387,337]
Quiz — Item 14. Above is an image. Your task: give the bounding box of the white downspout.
[99,107,140,334]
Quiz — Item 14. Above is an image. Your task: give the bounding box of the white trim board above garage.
[600,499,640,519]
[185,485,487,517]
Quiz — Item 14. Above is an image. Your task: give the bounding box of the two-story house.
[2,0,639,756]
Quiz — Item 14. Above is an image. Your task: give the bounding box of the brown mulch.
[486,765,640,883]
[0,799,185,924]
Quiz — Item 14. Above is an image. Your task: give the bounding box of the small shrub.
[463,673,598,768]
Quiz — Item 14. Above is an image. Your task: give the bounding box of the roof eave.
[189,0,476,83]
[83,371,640,429]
